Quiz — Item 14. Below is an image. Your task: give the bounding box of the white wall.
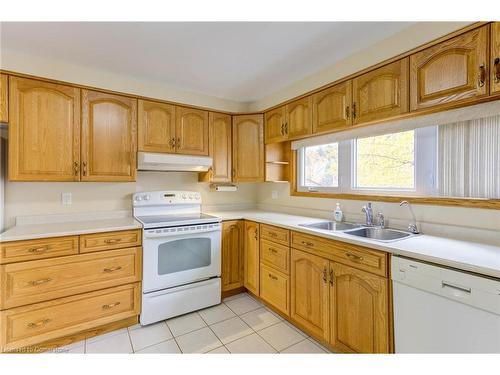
[4,172,258,228]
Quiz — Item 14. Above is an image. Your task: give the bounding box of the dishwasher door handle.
[441,281,472,294]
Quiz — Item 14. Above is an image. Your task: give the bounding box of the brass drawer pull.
[103,266,122,273]
[329,269,334,285]
[102,302,121,310]
[322,267,327,283]
[268,273,278,281]
[28,246,49,253]
[301,241,314,247]
[268,247,278,254]
[29,278,52,286]
[104,238,122,244]
[346,252,364,262]
[268,232,278,238]
[27,319,51,329]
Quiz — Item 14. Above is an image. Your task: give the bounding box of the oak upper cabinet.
[243,221,260,296]
[290,248,330,342]
[199,112,232,183]
[265,106,286,144]
[175,106,209,156]
[138,100,175,153]
[330,262,390,353]
[410,25,489,111]
[0,74,7,123]
[232,114,264,182]
[81,90,137,182]
[9,77,81,181]
[312,81,352,134]
[221,220,244,292]
[491,22,500,95]
[352,59,409,124]
[286,96,312,139]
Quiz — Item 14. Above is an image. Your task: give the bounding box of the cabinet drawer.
[0,236,79,265]
[0,247,142,309]
[0,283,141,351]
[79,229,141,253]
[260,239,289,274]
[259,263,289,316]
[291,231,387,277]
[260,224,289,246]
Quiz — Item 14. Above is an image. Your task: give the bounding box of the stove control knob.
[188,194,194,199]
[182,194,187,199]
[136,195,142,201]
[144,195,150,201]
[195,193,200,200]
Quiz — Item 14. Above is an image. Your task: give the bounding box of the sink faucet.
[361,203,374,226]
[400,200,419,234]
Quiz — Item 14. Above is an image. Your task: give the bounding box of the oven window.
[157,238,211,275]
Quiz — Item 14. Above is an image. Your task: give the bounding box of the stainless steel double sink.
[298,221,415,242]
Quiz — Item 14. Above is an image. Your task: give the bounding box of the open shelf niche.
[265,141,291,183]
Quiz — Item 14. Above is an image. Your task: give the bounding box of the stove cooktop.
[135,213,221,229]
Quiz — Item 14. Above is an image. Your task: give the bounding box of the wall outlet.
[271,190,278,199]
[61,192,72,205]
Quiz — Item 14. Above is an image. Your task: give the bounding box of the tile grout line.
[195,310,224,353]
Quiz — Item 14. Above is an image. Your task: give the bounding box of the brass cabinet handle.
[102,302,121,310]
[268,247,278,254]
[284,122,288,135]
[280,123,285,136]
[232,168,236,178]
[268,232,278,238]
[82,161,87,176]
[329,269,334,285]
[268,273,278,281]
[169,137,176,149]
[345,105,350,119]
[176,137,181,148]
[346,252,364,262]
[301,241,314,247]
[478,64,486,87]
[352,103,357,119]
[104,238,122,244]
[74,161,79,176]
[494,57,500,83]
[28,246,49,253]
[29,278,52,286]
[322,267,327,283]
[103,266,122,273]
[27,319,51,329]
[254,229,258,240]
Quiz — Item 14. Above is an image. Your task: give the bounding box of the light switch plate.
[61,192,72,205]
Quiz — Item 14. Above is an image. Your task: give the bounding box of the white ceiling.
[0,22,414,102]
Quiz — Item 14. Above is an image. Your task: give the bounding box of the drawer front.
[260,239,289,274]
[259,263,289,316]
[0,247,142,309]
[291,231,387,277]
[0,236,79,265]
[0,283,141,351]
[260,224,290,246]
[80,229,142,253]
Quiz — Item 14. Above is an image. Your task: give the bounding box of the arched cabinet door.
[312,81,352,134]
[138,100,175,153]
[352,58,409,124]
[243,221,260,296]
[232,114,264,182]
[491,22,500,95]
[175,106,208,156]
[286,96,312,140]
[330,262,390,353]
[265,106,286,144]
[81,90,137,182]
[410,25,489,111]
[221,220,244,292]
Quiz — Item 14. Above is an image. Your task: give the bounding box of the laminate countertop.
[209,210,500,279]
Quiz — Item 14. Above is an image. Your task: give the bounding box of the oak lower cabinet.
[81,90,137,182]
[243,221,260,296]
[221,220,244,292]
[199,112,232,183]
[410,25,489,111]
[8,77,81,181]
[232,114,264,182]
[138,100,176,153]
[491,22,500,95]
[312,81,352,134]
[0,74,7,123]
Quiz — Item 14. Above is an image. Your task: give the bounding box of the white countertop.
[209,210,500,279]
[0,217,142,242]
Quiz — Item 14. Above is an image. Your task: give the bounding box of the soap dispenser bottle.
[334,203,343,222]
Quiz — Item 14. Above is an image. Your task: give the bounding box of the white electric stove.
[133,191,222,325]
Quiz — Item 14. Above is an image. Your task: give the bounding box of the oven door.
[142,224,221,293]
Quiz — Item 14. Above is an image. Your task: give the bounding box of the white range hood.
[138,152,212,172]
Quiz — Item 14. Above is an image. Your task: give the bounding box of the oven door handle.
[144,226,221,238]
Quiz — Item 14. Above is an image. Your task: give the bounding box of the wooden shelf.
[265,141,291,183]
[266,161,290,165]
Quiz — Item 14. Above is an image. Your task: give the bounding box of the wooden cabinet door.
[175,106,209,156]
[138,100,175,153]
[221,220,244,292]
[290,248,330,342]
[199,112,232,182]
[81,90,137,182]
[312,81,352,134]
[0,74,7,123]
[243,221,260,296]
[8,77,80,181]
[265,106,286,144]
[232,114,264,182]
[286,96,312,139]
[330,262,390,353]
[352,59,409,124]
[410,25,489,111]
[491,22,500,95]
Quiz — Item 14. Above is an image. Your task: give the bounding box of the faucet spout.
[361,202,374,226]
[400,200,419,234]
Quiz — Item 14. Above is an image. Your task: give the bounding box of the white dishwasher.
[392,256,500,353]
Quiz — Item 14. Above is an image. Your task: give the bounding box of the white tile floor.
[47,293,331,354]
